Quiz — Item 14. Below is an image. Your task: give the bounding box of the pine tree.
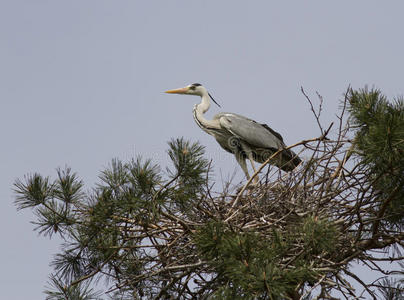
[14,88,404,299]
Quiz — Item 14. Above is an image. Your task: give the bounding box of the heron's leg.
[248,156,259,184]
[234,152,250,180]
[241,143,259,184]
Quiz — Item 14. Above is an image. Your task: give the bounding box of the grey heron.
[165,83,301,180]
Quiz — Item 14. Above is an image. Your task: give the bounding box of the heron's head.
[165,83,221,107]
[165,83,206,96]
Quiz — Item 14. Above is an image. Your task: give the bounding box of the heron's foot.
[246,176,259,189]
[245,183,257,191]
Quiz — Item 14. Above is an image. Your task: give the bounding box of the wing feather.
[217,113,285,150]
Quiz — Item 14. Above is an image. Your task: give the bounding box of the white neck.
[193,91,221,131]
[197,91,211,113]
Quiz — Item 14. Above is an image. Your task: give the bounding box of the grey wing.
[215,113,285,150]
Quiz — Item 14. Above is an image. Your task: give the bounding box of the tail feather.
[279,148,302,172]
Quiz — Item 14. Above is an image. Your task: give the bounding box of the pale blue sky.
[2,1,404,298]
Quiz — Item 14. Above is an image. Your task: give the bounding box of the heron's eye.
[189,85,196,90]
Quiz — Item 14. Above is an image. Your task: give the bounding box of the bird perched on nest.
[165,83,301,181]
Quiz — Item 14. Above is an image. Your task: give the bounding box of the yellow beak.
[165,87,189,94]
